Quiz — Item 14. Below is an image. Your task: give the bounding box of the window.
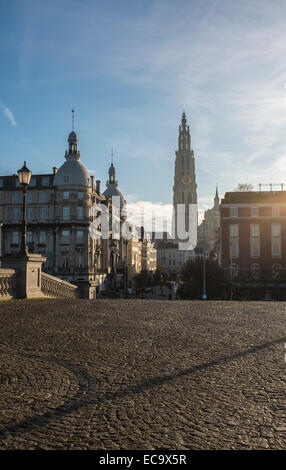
[272,264,281,280]
[78,192,83,199]
[12,192,20,203]
[250,263,260,281]
[76,253,83,269]
[12,207,19,220]
[0,179,3,187]
[63,192,69,200]
[62,254,69,270]
[231,263,239,279]
[27,231,33,243]
[26,207,33,220]
[62,230,70,243]
[42,176,49,186]
[39,231,46,244]
[12,232,19,245]
[63,206,70,220]
[30,176,36,187]
[76,230,84,241]
[40,207,47,219]
[229,224,239,258]
[250,224,260,258]
[63,176,69,184]
[26,192,33,203]
[272,207,280,217]
[39,192,47,203]
[230,207,238,217]
[271,223,281,257]
[77,206,84,220]
[251,207,258,218]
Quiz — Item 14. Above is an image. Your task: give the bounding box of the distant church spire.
[215,184,219,199]
[214,184,219,208]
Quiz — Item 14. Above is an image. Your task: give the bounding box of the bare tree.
[234,183,254,192]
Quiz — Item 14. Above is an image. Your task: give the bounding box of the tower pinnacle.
[72,108,75,131]
[178,111,190,151]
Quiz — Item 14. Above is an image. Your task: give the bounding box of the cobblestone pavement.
[0,299,286,449]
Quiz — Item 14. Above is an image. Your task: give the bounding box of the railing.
[41,272,80,299]
[0,269,17,300]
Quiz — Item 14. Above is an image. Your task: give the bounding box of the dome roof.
[53,159,90,187]
[103,185,125,205]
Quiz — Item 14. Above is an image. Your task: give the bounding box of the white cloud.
[0,102,17,127]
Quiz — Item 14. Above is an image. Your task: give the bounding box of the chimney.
[90,175,94,191]
[96,180,101,194]
[53,167,58,175]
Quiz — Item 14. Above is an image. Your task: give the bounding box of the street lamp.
[230,240,233,301]
[109,239,117,290]
[124,237,128,293]
[17,161,32,255]
[202,219,207,300]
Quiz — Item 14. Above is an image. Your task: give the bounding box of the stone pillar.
[0,224,2,268]
[1,253,46,299]
[72,279,97,299]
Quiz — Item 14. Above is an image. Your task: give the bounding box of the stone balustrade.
[0,269,17,300]
[41,272,80,299]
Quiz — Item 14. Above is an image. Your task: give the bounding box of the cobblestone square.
[0,299,286,449]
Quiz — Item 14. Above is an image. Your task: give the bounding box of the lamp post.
[110,239,117,290]
[230,240,233,301]
[0,223,3,267]
[124,237,128,294]
[202,219,207,300]
[17,161,32,256]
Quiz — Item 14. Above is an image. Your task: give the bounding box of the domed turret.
[53,129,90,187]
[103,154,126,208]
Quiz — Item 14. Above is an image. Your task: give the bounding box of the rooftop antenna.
[72,107,75,131]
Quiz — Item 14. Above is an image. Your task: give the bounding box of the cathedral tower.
[173,112,197,236]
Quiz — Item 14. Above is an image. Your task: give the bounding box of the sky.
[1,0,286,223]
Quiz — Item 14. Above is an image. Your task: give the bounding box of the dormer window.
[42,176,49,186]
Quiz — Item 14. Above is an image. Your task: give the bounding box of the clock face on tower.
[181,175,192,185]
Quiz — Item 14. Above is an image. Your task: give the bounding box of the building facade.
[0,130,106,285]
[197,186,220,255]
[141,238,157,272]
[220,190,286,299]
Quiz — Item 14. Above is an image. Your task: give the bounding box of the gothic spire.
[214,184,219,208]
[178,111,190,151]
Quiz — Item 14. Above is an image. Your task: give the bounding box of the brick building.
[220,190,286,300]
